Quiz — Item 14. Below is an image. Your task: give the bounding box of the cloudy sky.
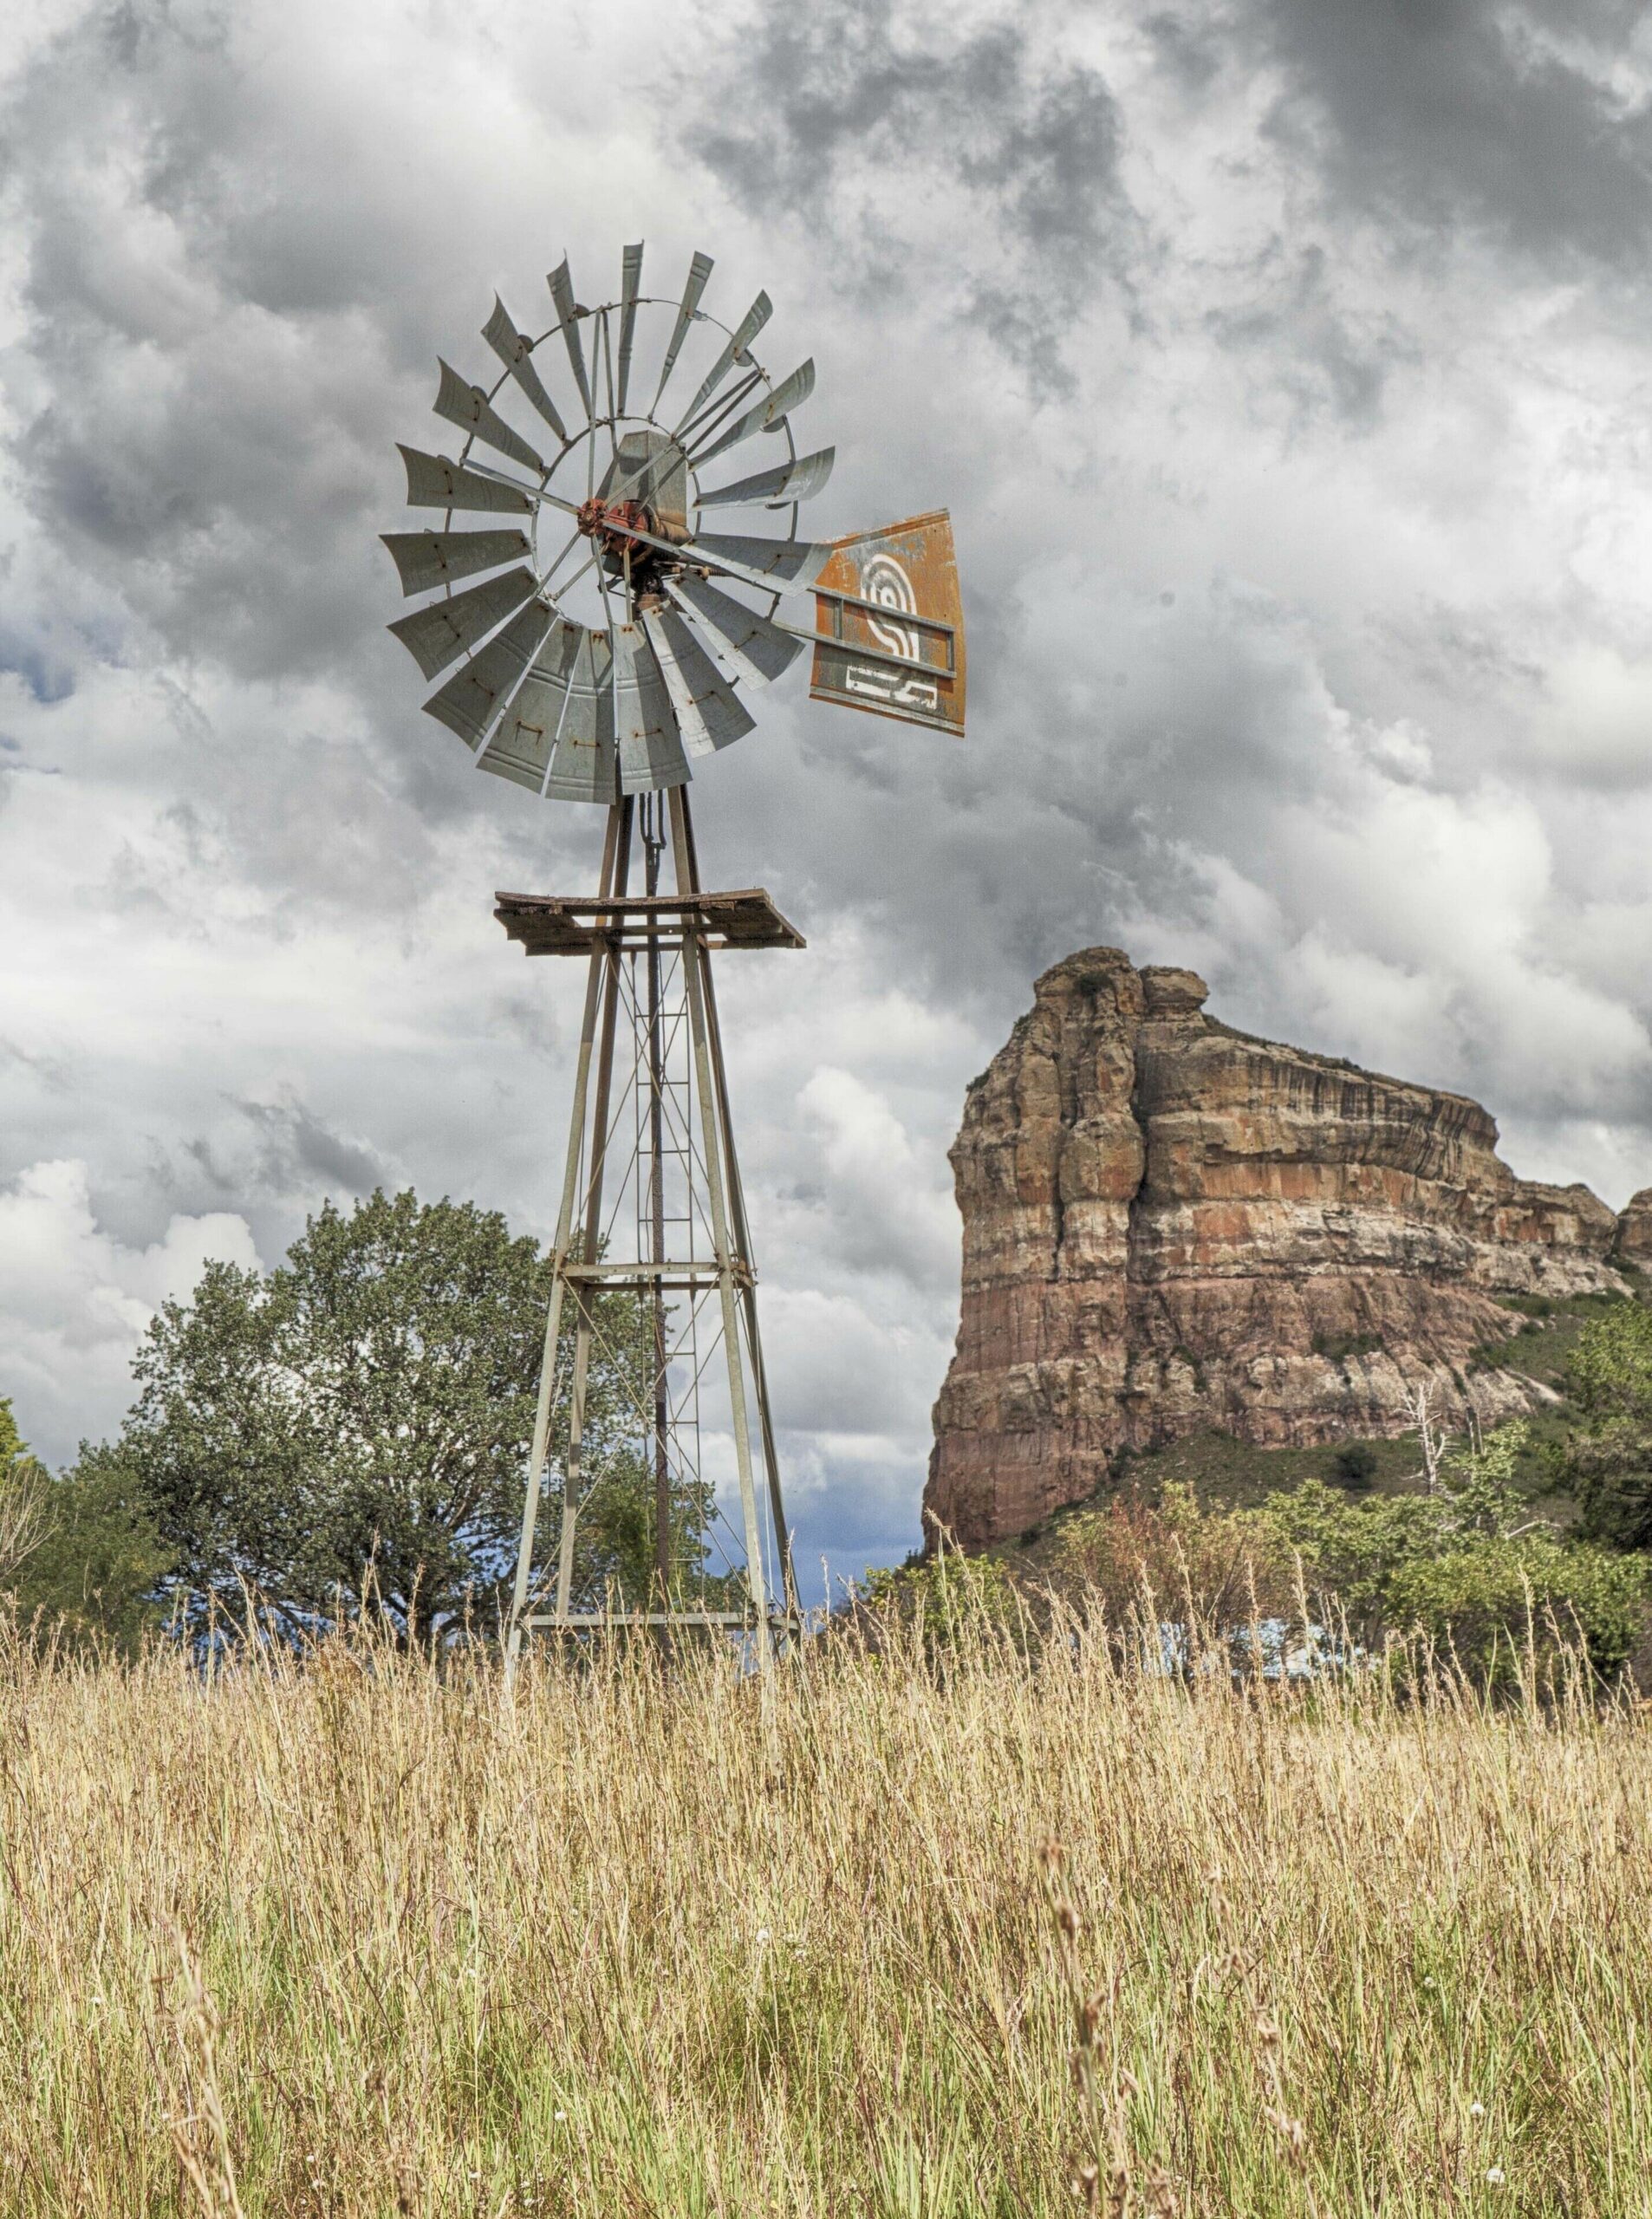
[3,0,1650,1578]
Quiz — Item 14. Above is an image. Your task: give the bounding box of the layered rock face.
[927,950,1639,1549]
[1616,1190,1652,1271]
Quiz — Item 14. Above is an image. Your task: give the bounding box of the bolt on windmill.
[382,243,966,1669]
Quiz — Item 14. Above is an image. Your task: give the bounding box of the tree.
[1560,1302,1652,1554]
[2,1398,172,1654]
[88,1189,715,1643]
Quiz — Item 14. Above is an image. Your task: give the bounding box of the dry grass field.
[1,1605,1649,2218]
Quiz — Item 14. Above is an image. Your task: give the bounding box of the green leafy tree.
[88,1189,714,1643]
[1559,1302,1652,1553]
[2,1399,172,1654]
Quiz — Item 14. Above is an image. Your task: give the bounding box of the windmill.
[383,244,966,1669]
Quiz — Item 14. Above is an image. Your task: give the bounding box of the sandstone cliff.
[927,951,1639,1550]
[1616,1188,1652,1271]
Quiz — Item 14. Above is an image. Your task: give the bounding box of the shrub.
[1382,1532,1646,1682]
[1038,1486,1302,1667]
[1331,1444,1378,1490]
[1024,1423,1649,1686]
[1239,1423,1649,1680]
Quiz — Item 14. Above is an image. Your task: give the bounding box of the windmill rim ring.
[437,292,803,627]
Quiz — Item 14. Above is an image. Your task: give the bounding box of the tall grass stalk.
[0,1600,1647,2216]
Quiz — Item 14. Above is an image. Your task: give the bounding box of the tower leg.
[641,802,673,1624]
[677,801,796,1627]
[506,800,629,1682]
[552,801,634,1622]
[668,789,772,1669]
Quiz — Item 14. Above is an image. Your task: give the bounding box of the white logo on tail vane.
[843,550,939,712]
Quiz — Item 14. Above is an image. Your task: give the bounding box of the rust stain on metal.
[809,508,966,737]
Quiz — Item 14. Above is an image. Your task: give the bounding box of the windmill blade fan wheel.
[382,244,842,804]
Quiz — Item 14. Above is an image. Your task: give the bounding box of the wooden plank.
[493,886,804,954]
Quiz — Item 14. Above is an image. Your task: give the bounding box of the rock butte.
[926,949,1651,1552]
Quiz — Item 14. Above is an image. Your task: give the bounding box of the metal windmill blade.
[665,572,803,686]
[695,446,835,511]
[482,296,569,446]
[686,359,814,468]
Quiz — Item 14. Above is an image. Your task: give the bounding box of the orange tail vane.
[809,509,966,737]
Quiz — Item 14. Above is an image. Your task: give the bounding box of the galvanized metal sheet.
[689,358,815,468]
[400,445,534,515]
[380,527,530,598]
[641,607,757,758]
[546,257,594,423]
[676,290,771,433]
[387,563,537,680]
[612,625,690,794]
[654,249,714,407]
[689,531,832,595]
[473,617,575,791]
[615,243,643,418]
[433,359,545,476]
[477,621,595,799]
[518,625,616,790]
[481,296,569,445]
[421,597,554,751]
[667,572,803,686]
[541,626,620,803]
[530,625,612,791]
[809,509,966,736]
[697,444,834,511]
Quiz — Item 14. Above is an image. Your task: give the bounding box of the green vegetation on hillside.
[944,1286,1652,1688]
[1561,1298,1652,1551]
[9,1219,1652,1680]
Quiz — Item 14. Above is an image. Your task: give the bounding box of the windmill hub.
[574,494,681,580]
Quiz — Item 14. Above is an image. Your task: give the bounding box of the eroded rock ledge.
[926,949,1647,1550]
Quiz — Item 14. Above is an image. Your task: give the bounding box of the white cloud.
[790,1068,959,1293]
[1530,647,1652,789]
[0,1159,260,1463]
